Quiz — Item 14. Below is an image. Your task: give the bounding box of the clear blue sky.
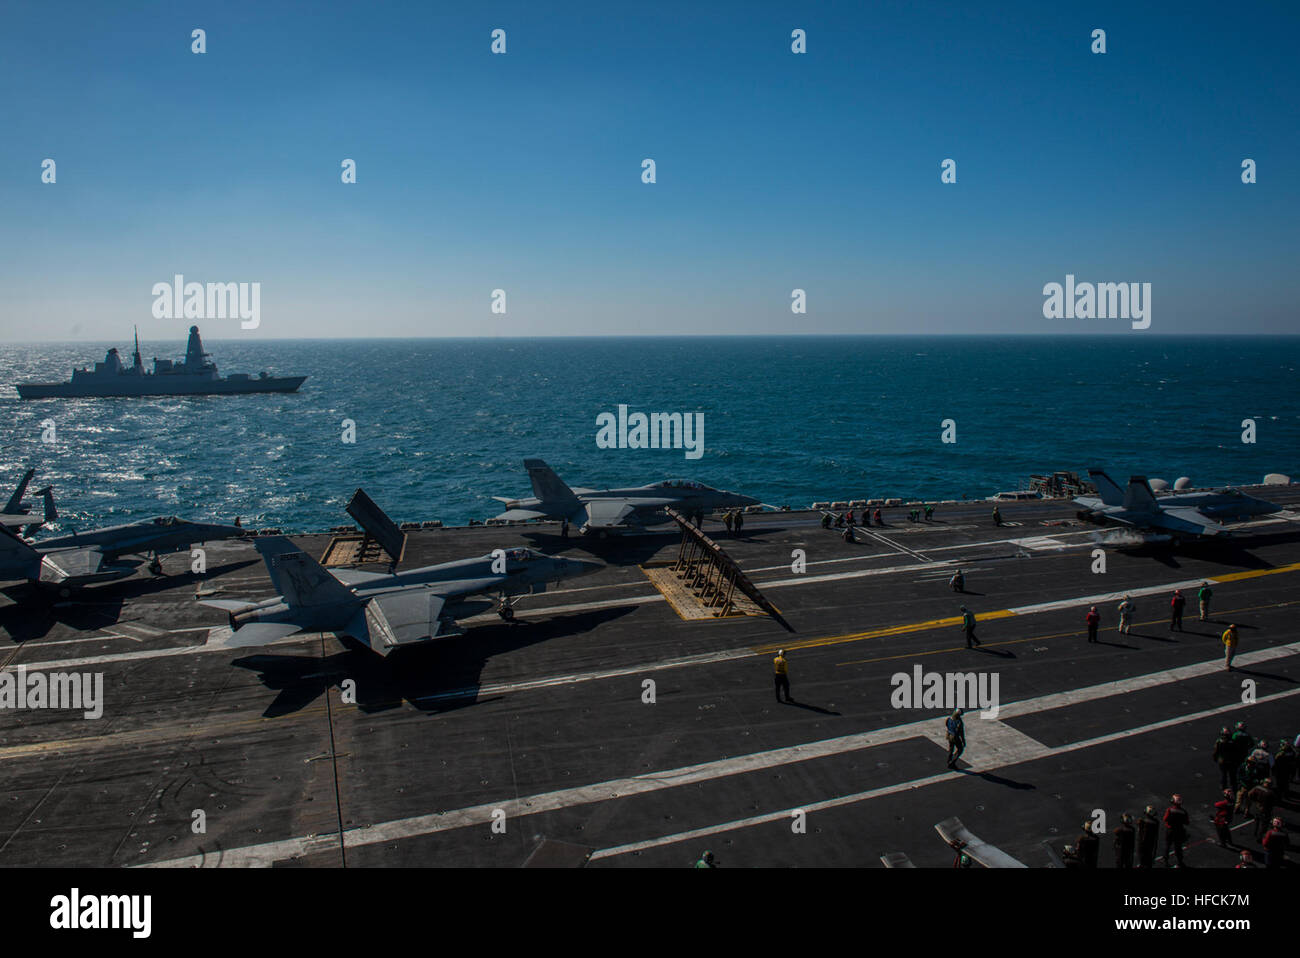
[2,0,1296,339]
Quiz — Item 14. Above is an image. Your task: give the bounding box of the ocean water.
[0,336,1295,533]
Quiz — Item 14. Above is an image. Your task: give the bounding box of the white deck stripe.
[143,641,1300,867]
[589,686,1300,861]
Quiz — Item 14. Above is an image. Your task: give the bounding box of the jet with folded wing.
[492,458,761,536]
[0,491,245,591]
[201,538,603,656]
[1075,469,1281,541]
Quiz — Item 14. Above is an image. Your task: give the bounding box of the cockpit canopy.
[653,479,713,491]
[149,516,183,526]
[502,547,544,562]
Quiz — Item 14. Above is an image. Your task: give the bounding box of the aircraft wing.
[346,578,505,655]
[199,599,260,613]
[0,515,31,529]
[355,591,447,654]
[331,568,393,588]
[425,577,506,599]
[580,499,640,529]
[38,547,105,582]
[1154,507,1226,538]
[493,508,550,522]
[217,622,307,648]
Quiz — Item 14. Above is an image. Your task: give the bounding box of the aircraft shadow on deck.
[0,559,260,642]
[231,605,638,718]
[1120,529,1298,570]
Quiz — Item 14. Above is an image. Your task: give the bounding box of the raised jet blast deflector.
[346,488,406,568]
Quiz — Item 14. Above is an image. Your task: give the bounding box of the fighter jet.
[492,458,761,536]
[0,491,245,592]
[1075,469,1281,541]
[201,538,603,656]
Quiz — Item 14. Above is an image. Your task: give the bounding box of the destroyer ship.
[16,326,307,398]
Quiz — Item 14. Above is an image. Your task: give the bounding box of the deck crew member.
[1117,595,1134,634]
[1113,813,1136,868]
[1198,581,1213,621]
[1222,624,1238,670]
[991,505,1002,526]
[945,709,965,768]
[1077,822,1100,868]
[1136,806,1160,868]
[773,649,792,703]
[733,511,744,534]
[1213,728,1237,791]
[1212,789,1234,847]
[960,606,980,648]
[1085,606,1100,643]
[695,850,717,868]
[1169,589,1186,632]
[949,569,965,593]
[1262,819,1289,868]
[1273,740,1296,799]
[1248,778,1277,842]
[1162,794,1190,867]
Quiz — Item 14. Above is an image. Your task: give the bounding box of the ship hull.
[16,376,307,399]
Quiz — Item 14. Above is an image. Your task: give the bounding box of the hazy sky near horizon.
[2,0,1297,341]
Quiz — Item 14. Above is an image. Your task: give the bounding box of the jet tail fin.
[524,459,581,510]
[1122,476,1159,512]
[1087,469,1125,507]
[4,469,34,514]
[253,537,355,608]
[37,487,57,524]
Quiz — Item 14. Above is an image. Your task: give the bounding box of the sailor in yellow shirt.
[773,649,792,703]
[1222,624,1239,671]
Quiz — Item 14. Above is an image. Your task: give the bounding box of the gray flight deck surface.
[2,489,1299,868]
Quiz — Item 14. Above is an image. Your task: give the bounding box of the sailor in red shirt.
[1170,589,1186,631]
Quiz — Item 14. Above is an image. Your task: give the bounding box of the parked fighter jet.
[492,459,761,536]
[1075,469,1281,540]
[202,538,603,656]
[0,496,245,591]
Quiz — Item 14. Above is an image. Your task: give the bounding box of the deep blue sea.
[0,336,1295,533]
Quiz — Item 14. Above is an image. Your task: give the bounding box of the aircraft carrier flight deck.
[3,488,1299,869]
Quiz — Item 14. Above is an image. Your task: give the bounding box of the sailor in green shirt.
[695,850,716,868]
[1199,581,1213,621]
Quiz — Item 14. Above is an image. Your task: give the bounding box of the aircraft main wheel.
[499,607,515,621]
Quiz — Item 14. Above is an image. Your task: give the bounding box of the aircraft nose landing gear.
[148,554,164,576]
[497,595,517,621]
